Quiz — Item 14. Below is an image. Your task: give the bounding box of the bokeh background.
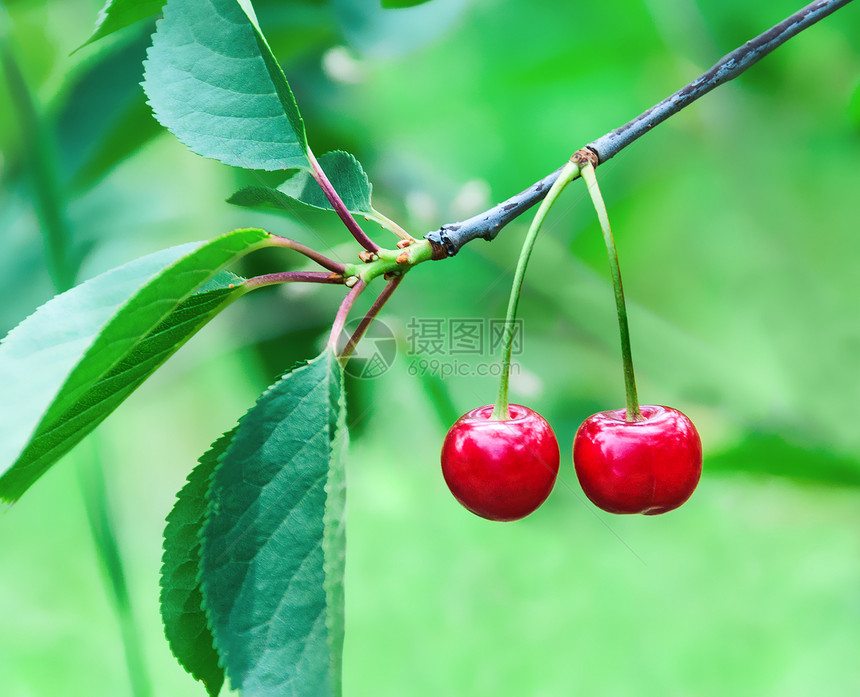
[1,0,859,695]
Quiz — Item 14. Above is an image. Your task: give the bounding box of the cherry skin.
[573,405,702,515]
[441,404,560,521]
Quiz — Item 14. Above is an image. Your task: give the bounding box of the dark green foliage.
[201,351,347,696]
[161,430,235,696]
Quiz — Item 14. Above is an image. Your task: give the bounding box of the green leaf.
[0,228,273,501]
[228,150,373,216]
[381,0,434,8]
[79,0,164,51]
[143,0,309,171]
[161,430,235,697]
[202,350,347,697]
[60,33,161,192]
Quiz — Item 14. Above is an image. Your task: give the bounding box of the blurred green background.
[1,0,859,695]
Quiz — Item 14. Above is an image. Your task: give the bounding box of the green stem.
[350,239,434,284]
[491,159,582,421]
[367,209,414,242]
[77,445,151,697]
[2,27,151,695]
[580,161,642,422]
[1,38,75,290]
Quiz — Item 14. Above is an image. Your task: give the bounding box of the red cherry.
[441,404,560,521]
[573,405,702,515]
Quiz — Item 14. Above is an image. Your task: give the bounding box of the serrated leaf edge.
[198,351,342,694]
[160,429,236,695]
[142,0,309,173]
[322,358,348,697]
[0,229,271,501]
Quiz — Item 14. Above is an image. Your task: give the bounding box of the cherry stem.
[339,274,404,362]
[244,271,344,289]
[579,161,643,422]
[267,235,347,274]
[308,148,379,253]
[327,279,367,350]
[491,158,582,421]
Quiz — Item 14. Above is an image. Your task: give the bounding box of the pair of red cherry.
[440,158,702,520]
[441,402,702,521]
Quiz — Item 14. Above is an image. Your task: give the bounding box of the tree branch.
[424,0,854,257]
[425,168,565,258]
[588,0,853,162]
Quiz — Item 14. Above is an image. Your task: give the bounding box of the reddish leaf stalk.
[308,148,379,253]
[268,235,347,273]
[244,271,344,289]
[340,274,404,361]
[328,279,367,349]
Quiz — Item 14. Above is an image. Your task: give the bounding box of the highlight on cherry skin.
[441,404,560,522]
[572,405,702,515]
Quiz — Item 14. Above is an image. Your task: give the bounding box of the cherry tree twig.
[424,0,854,257]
